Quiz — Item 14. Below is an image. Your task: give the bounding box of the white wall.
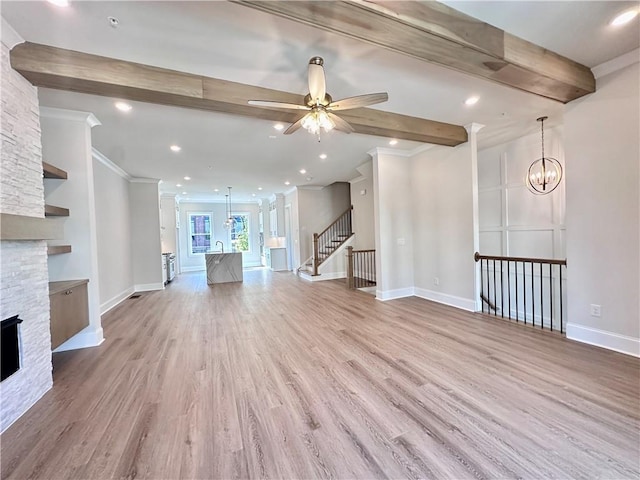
[40,107,104,351]
[411,143,476,310]
[372,150,415,299]
[0,33,52,433]
[160,194,177,255]
[350,160,375,250]
[93,154,134,313]
[284,189,300,269]
[478,125,565,258]
[564,60,639,356]
[178,200,261,271]
[129,180,163,290]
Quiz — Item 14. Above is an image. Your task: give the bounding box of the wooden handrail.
[474,252,567,266]
[351,249,375,253]
[317,205,353,239]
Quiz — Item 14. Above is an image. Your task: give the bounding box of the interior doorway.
[285,204,293,271]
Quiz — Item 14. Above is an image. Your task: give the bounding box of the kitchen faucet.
[215,240,224,253]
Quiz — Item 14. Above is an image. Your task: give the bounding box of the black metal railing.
[312,206,353,275]
[474,252,567,333]
[346,247,376,289]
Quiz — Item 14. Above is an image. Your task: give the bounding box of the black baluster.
[531,262,535,327]
[515,261,519,322]
[493,259,497,316]
[550,264,554,332]
[500,260,504,318]
[480,259,485,313]
[539,262,543,329]
[559,265,564,333]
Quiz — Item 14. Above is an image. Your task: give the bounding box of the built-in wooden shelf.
[47,245,72,255]
[44,204,69,217]
[42,162,68,179]
[0,213,63,241]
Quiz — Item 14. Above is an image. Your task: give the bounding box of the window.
[230,213,250,253]
[188,212,212,255]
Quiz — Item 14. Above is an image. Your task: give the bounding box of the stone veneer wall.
[0,41,53,432]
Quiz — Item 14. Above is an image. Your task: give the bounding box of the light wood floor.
[2,269,639,479]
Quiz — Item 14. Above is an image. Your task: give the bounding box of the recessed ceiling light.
[274,123,284,131]
[269,135,277,139]
[46,0,69,6]
[299,169,307,174]
[465,96,480,106]
[214,188,219,192]
[258,187,263,191]
[611,9,638,26]
[182,191,187,195]
[184,176,191,180]
[252,193,256,197]
[319,153,327,160]
[107,16,119,28]
[170,145,181,152]
[176,183,182,187]
[115,101,132,112]
[389,139,398,146]
[284,181,290,186]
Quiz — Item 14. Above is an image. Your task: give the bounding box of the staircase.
[298,206,354,279]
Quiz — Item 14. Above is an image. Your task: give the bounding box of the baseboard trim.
[566,323,640,357]
[100,286,135,315]
[299,271,346,282]
[414,288,476,312]
[53,326,104,353]
[376,287,415,301]
[134,282,164,292]
[180,266,204,273]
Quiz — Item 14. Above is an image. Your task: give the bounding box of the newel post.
[346,246,354,289]
[313,233,319,276]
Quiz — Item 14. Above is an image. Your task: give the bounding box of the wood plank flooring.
[2,269,639,479]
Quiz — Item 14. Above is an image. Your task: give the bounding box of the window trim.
[229,211,251,254]
[187,211,213,256]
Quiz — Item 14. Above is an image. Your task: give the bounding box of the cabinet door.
[50,283,89,349]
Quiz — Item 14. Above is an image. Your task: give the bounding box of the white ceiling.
[2,1,638,203]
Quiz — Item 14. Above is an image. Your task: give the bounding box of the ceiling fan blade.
[327,112,354,134]
[308,57,326,105]
[328,92,389,111]
[283,115,307,135]
[248,100,310,111]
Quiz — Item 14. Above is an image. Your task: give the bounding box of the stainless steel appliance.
[163,253,176,283]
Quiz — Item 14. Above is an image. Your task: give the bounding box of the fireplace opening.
[1,315,23,381]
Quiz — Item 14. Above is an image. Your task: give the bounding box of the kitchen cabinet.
[265,247,287,271]
[49,279,89,349]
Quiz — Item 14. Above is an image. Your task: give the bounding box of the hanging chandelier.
[526,116,563,195]
[223,186,235,230]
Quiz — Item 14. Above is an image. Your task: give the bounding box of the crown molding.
[349,175,367,185]
[92,148,131,181]
[130,177,161,184]
[296,185,324,191]
[1,17,24,49]
[592,48,640,79]
[39,107,101,128]
[465,122,485,135]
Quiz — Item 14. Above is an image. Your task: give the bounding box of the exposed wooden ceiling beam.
[10,42,467,147]
[234,0,595,103]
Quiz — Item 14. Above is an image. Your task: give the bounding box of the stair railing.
[346,246,376,289]
[474,252,567,333]
[312,206,353,276]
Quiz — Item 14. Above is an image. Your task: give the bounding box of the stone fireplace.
[0,34,53,432]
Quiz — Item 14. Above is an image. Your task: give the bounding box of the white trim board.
[180,266,205,273]
[566,323,640,358]
[53,326,104,353]
[376,287,415,301]
[100,286,135,315]
[414,288,476,312]
[300,271,346,282]
[134,282,164,292]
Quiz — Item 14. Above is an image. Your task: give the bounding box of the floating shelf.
[44,204,69,217]
[42,162,68,180]
[47,245,72,255]
[0,213,63,240]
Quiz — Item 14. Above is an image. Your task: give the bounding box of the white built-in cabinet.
[269,193,285,237]
[265,247,287,271]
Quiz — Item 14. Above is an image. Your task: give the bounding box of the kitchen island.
[205,252,243,284]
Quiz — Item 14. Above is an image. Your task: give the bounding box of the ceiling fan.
[248,56,388,137]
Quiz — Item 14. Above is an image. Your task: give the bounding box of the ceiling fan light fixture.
[302,108,334,135]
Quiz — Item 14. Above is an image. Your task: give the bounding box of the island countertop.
[205,252,243,284]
